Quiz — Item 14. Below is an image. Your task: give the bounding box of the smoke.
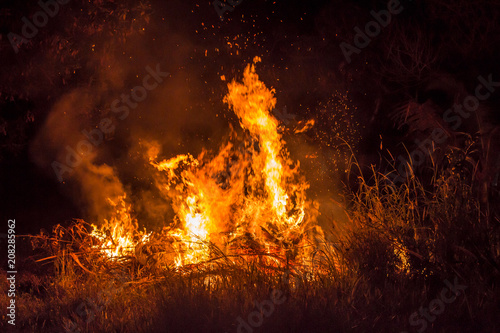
[29,0,359,232]
[29,14,230,226]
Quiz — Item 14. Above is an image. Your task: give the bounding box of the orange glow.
[91,58,321,269]
[90,195,150,259]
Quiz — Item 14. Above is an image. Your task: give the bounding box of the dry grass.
[1,150,499,333]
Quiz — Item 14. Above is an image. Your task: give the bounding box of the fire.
[91,57,320,269]
[223,56,307,238]
[90,194,150,259]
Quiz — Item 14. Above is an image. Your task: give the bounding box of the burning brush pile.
[21,58,498,333]
[34,57,326,276]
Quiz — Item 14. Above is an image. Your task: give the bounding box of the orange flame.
[93,58,320,269]
[91,194,150,259]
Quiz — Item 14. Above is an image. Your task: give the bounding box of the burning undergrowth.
[34,57,327,277]
[23,59,498,331]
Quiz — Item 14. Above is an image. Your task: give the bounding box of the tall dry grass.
[1,147,499,332]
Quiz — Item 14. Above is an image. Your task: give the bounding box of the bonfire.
[38,57,325,277]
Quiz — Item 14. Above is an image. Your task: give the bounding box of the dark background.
[1,0,499,234]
